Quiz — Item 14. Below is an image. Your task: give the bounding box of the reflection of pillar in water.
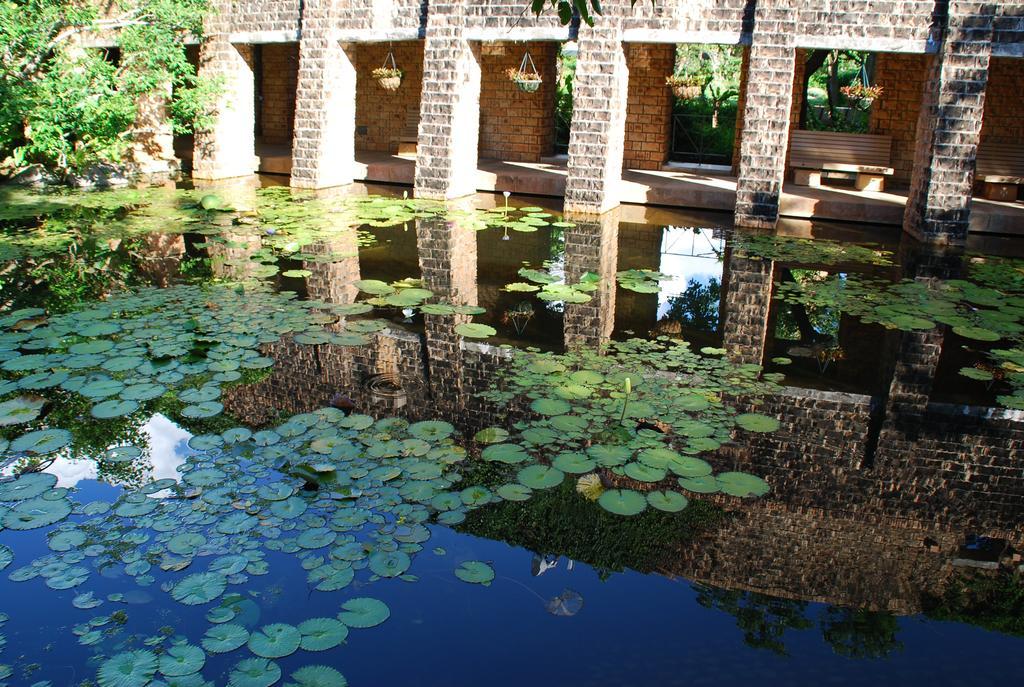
[136,234,186,287]
[416,214,479,415]
[720,243,775,366]
[880,240,960,419]
[563,209,619,350]
[194,177,262,280]
[303,232,361,305]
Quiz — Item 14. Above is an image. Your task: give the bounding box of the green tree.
[664,277,720,332]
[694,585,814,655]
[821,607,903,659]
[0,0,216,174]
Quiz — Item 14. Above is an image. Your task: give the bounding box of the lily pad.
[248,623,301,659]
[646,490,689,512]
[734,413,780,433]
[202,623,250,654]
[517,464,565,490]
[285,665,348,687]
[337,597,390,628]
[454,323,496,339]
[159,644,206,677]
[171,572,227,606]
[597,489,647,516]
[97,650,158,687]
[0,396,46,426]
[297,617,348,651]
[228,657,281,687]
[454,560,495,585]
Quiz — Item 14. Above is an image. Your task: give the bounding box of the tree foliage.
[0,0,215,173]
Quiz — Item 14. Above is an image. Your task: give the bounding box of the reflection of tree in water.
[694,584,813,655]
[774,269,842,343]
[820,607,903,659]
[1,393,153,489]
[662,277,720,332]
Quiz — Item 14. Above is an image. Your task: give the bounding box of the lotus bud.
[624,377,631,394]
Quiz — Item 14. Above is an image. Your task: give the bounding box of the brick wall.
[230,0,302,35]
[623,43,673,171]
[478,42,557,162]
[979,56,1024,146]
[870,52,929,186]
[355,42,424,153]
[258,43,299,145]
[994,5,1024,55]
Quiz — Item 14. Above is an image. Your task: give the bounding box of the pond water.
[0,178,1022,686]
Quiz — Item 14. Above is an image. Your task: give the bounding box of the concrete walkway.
[255,144,1024,234]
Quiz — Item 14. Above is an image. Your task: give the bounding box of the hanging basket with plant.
[373,52,403,92]
[508,52,543,93]
[665,74,703,100]
[840,83,884,108]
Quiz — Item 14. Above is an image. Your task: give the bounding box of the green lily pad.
[285,665,348,687]
[297,617,348,651]
[454,323,496,339]
[530,398,571,416]
[248,623,302,659]
[228,657,281,687]
[454,560,495,585]
[171,572,227,606]
[158,644,206,677]
[3,496,71,529]
[646,490,689,512]
[0,472,57,501]
[496,483,533,501]
[717,471,770,497]
[97,650,158,687]
[337,597,390,628]
[597,489,647,516]
[10,428,72,454]
[0,396,46,426]
[202,623,250,654]
[734,413,780,433]
[517,464,565,490]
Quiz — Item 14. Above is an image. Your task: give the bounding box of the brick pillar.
[903,2,996,245]
[193,2,258,180]
[563,209,620,350]
[129,83,177,177]
[291,0,357,189]
[417,215,479,414]
[733,0,797,229]
[563,2,628,215]
[720,245,774,366]
[414,0,481,200]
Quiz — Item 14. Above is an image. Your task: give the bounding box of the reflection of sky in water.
[43,413,192,489]
[657,227,725,320]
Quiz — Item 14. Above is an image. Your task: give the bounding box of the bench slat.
[977,142,1024,183]
[790,130,892,172]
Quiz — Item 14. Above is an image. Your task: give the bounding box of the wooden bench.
[976,142,1024,202]
[790,130,894,192]
[394,109,419,157]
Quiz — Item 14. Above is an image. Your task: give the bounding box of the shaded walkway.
[253,144,1024,234]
